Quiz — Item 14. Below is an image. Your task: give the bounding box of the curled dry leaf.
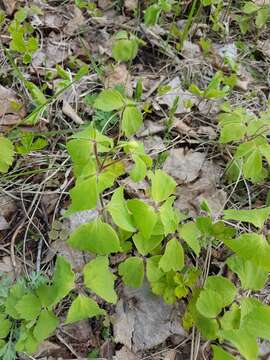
[124,0,138,11]
[0,85,26,126]
[0,0,16,15]
[62,101,84,125]
[104,64,133,97]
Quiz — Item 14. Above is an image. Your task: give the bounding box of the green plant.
[7,7,39,64]
[144,0,172,26]
[111,31,141,62]
[218,106,270,183]
[236,1,270,34]
[0,136,14,173]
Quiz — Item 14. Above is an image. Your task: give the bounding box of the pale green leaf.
[122,105,143,137]
[212,345,236,360]
[159,238,184,272]
[220,303,241,331]
[224,233,270,271]
[51,256,75,305]
[84,256,117,304]
[15,293,41,320]
[33,310,59,342]
[118,257,144,288]
[93,89,124,112]
[149,170,176,202]
[256,7,269,28]
[65,295,105,324]
[223,207,270,229]
[226,255,268,290]
[112,38,138,62]
[146,255,164,283]
[160,196,179,235]
[243,1,258,14]
[219,329,258,360]
[68,218,121,254]
[127,199,157,239]
[0,136,14,173]
[179,222,201,256]
[130,154,147,182]
[196,289,223,318]
[0,315,11,339]
[204,276,236,307]
[133,232,163,255]
[68,176,98,213]
[107,187,136,232]
[219,123,246,143]
[243,149,263,182]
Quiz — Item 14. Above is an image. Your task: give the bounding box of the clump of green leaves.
[218,106,270,183]
[144,0,172,26]
[8,7,39,64]
[236,1,270,34]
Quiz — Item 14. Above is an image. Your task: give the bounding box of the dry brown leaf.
[63,6,85,35]
[114,346,139,360]
[124,0,138,11]
[255,0,270,4]
[0,85,26,125]
[173,119,197,137]
[138,120,166,137]
[62,101,84,125]
[0,256,13,274]
[164,350,177,360]
[142,135,165,155]
[98,0,111,9]
[113,283,185,352]
[0,0,16,15]
[157,77,198,114]
[163,149,205,184]
[104,64,133,97]
[0,216,9,230]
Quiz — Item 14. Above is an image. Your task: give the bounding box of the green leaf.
[223,207,270,229]
[68,176,98,213]
[15,293,42,320]
[84,256,117,304]
[242,1,259,14]
[51,256,75,305]
[219,123,246,143]
[133,232,163,255]
[65,295,105,324]
[127,199,157,239]
[112,37,138,62]
[226,255,268,290]
[256,7,269,28]
[130,154,147,182]
[179,222,201,256]
[118,257,144,288]
[160,196,179,235]
[122,105,143,137]
[220,303,241,331]
[149,170,176,202]
[144,4,161,26]
[146,255,164,283]
[219,329,258,360]
[224,233,270,271]
[68,218,121,254]
[5,282,26,319]
[0,136,14,173]
[204,276,236,308]
[0,315,11,339]
[243,149,263,182]
[212,345,236,360]
[159,238,184,272]
[107,187,136,232]
[25,81,47,106]
[196,289,224,318]
[33,310,59,342]
[94,89,124,112]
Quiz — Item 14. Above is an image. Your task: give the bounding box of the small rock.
[113,346,139,360]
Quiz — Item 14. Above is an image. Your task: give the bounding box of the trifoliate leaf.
[179,221,201,256]
[33,310,59,342]
[118,257,144,288]
[0,136,14,173]
[15,293,42,320]
[204,276,236,308]
[148,170,176,202]
[51,256,75,305]
[224,233,270,271]
[0,315,11,339]
[122,105,143,137]
[159,238,184,272]
[196,289,223,318]
[212,345,236,360]
[68,176,98,213]
[84,256,117,304]
[223,207,270,229]
[107,187,136,232]
[93,89,124,112]
[68,218,121,254]
[133,232,163,255]
[65,295,105,324]
[127,199,157,239]
[219,329,258,360]
[226,255,268,290]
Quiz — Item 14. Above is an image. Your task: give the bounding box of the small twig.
[56,331,80,358]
